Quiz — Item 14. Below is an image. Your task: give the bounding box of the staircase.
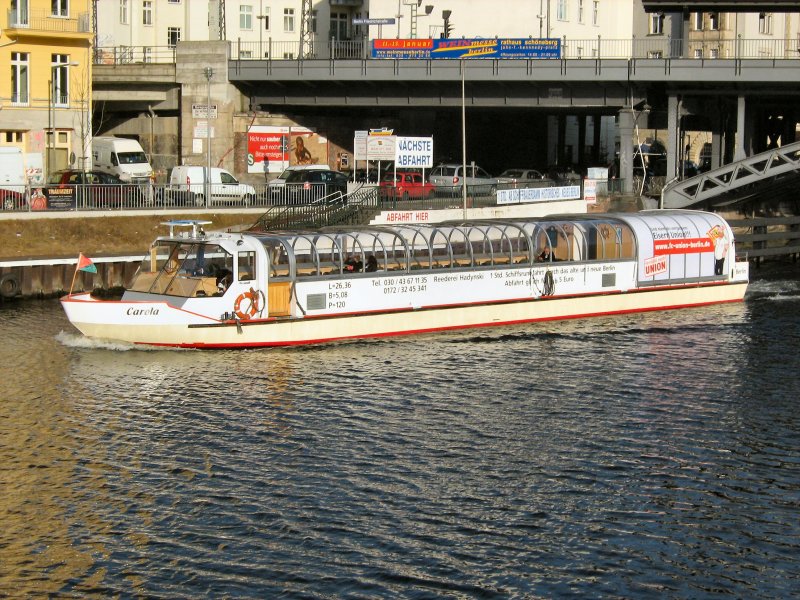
[249,186,382,232]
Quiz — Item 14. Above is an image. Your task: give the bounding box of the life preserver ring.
[0,273,20,299]
[233,288,262,320]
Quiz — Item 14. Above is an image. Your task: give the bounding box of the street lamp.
[442,10,452,38]
[48,61,78,179]
[203,66,213,207]
[403,0,433,38]
[256,0,268,58]
[633,102,651,197]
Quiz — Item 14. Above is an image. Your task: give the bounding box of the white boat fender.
[0,273,20,299]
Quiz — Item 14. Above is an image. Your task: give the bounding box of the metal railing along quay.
[1,180,589,216]
[92,37,800,66]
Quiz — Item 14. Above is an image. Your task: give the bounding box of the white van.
[268,164,329,199]
[92,136,153,184]
[167,166,256,206]
[0,147,26,210]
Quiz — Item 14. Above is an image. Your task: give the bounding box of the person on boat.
[365,255,378,272]
[344,255,363,273]
[215,269,233,295]
[537,245,553,261]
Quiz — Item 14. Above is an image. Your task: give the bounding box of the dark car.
[48,170,131,208]
[283,169,350,204]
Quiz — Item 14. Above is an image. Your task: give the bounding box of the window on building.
[10,0,30,26]
[10,52,29,105]
[283,51,295,59]
[258,8,270,30]
[592,1,599,25]
[650,13,664,35]
[167,27,181,47]
[759,12,773,35]
[240,5,252,30]
[710,48,719,59]
[311,10,318,34]
[143,1,152,25]
[557,0,567,21]
[331,12,348,40]
[240,50,252,59]
[693,48,703,59]
[284,8,294,32]
[143,46,152,63]
[692,12,702,31]
[52,0,68,17]
[2,131,24,144]
[709,12,719,30]
[578,0,584,23]
[119,0,128,24]
[167,0,180,3]
[51,54,70,106]
[648,50,663,58]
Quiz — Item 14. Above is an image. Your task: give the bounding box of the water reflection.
[0,267,799,597]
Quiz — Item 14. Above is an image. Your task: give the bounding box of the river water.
[1,262,799,598]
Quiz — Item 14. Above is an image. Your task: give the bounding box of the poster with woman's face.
[291,133,327,166]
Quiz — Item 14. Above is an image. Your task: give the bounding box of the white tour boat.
[61,210,749,348]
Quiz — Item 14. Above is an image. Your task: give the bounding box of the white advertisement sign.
[395,137,433,168]
[496,185,582,205]
[365,135,396,161]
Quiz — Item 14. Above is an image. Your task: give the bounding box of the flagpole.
[68,255,82,296]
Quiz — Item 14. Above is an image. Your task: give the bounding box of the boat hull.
[62,281,747,348]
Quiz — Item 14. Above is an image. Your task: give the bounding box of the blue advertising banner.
[372,38,561,60]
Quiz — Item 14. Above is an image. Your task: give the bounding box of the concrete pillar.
[735,95,753,160]
[667,94,679,180]
[618,108,634,194]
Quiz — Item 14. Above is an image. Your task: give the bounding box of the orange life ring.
[233,288,261,320]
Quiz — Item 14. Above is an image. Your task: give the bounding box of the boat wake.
[746,275,800,301]
[55,330,164,351]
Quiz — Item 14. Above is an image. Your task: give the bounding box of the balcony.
[5,8,91,37]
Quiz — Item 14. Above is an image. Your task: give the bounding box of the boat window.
[128,241,233,297]
[238,251,256,281]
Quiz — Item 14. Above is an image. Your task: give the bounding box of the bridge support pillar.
[667,94,679,182]
[617,109,634,194]
[735,95,755,160]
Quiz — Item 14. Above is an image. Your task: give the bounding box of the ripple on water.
[1,278,800,597]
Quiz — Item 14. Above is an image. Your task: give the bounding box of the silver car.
[428,163,499,196]
[496,168,553,187]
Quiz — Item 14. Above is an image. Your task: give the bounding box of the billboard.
[372,38,561,60]
[247,126,329,173]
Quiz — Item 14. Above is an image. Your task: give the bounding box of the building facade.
[0,0,93,181]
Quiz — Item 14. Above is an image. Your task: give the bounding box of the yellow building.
[0,0,93,182]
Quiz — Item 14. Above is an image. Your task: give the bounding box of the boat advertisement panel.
[627,212,731,283]
[496,186,581,205]
[295,262,637,316]
[371,38,561,60]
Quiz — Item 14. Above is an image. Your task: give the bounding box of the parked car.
[379,171,435,200]
[167,166,256,206]
[1,187,27,211]
[496,168,553,187]
[267,164,329,200]
[283,169,350,204]
[428,163,498,196]
[47,169,131,208]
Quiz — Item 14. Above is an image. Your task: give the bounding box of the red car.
[379,171,435,200]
